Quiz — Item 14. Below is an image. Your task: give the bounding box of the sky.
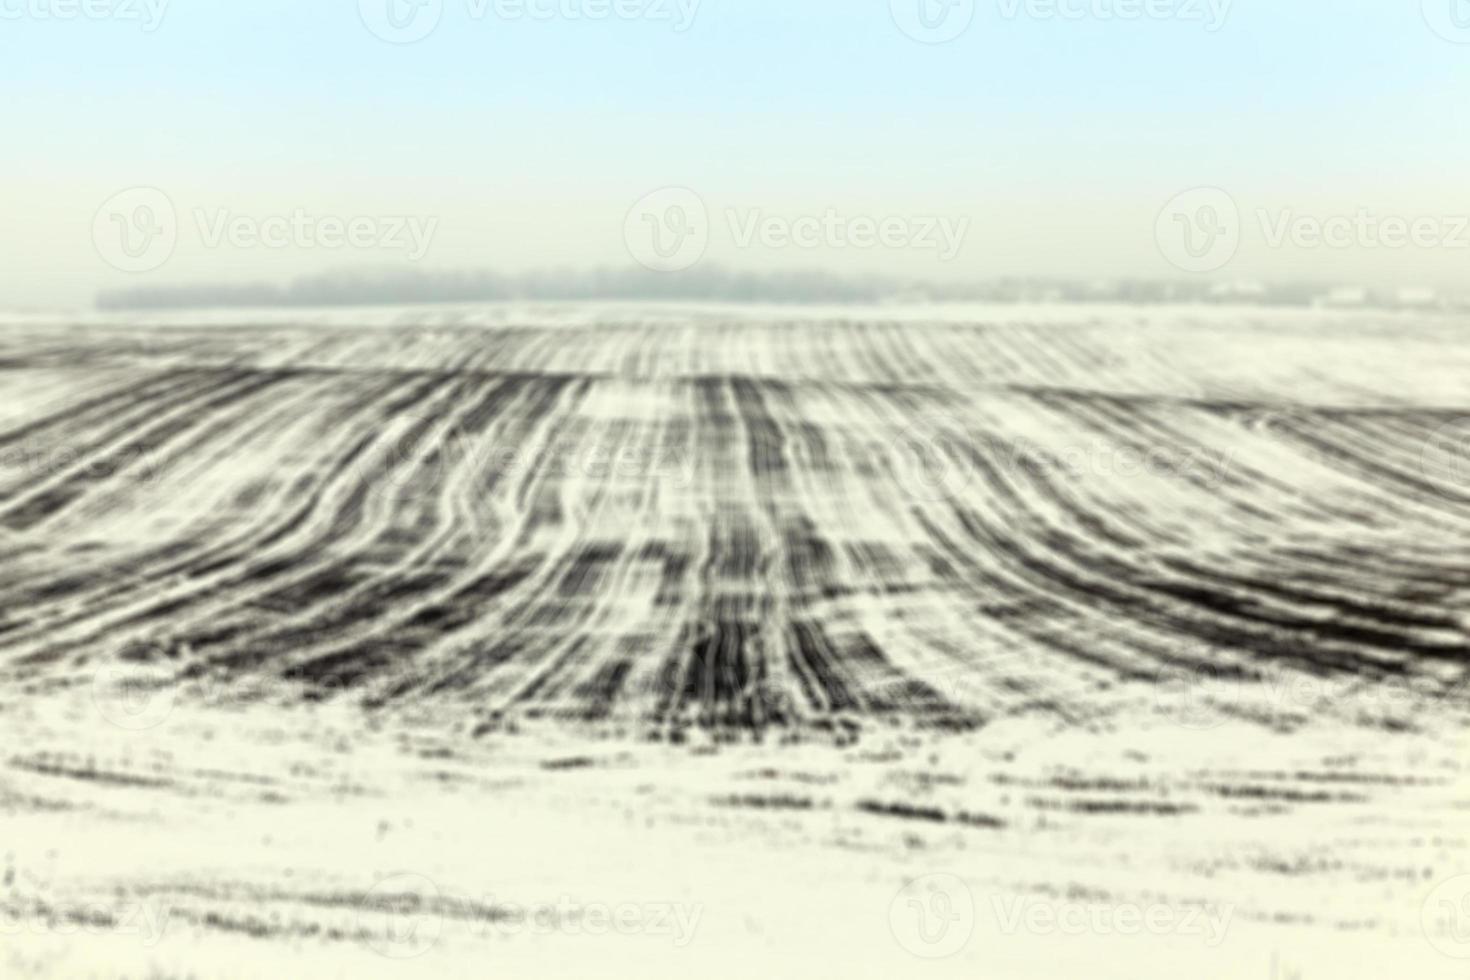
[2,0,1469,309]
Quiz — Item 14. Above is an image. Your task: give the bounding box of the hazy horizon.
[5,1,1470,310]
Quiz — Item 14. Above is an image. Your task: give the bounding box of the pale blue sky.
[3,0,1468,308]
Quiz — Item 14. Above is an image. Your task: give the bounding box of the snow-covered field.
[2,303,1469,978]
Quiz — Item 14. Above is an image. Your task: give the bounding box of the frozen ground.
[1,303,1469,978]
